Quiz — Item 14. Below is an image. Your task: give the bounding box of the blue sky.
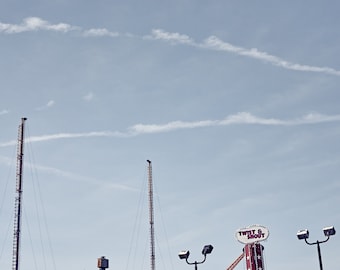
[0,1,339,270]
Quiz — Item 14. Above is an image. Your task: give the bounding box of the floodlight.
[97,256,109,269]
[297,226,336,269]
[202,244,213,255]
[323,226,336,237]
[178,250,190,260]
[297,229,309,240]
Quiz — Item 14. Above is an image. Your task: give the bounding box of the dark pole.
[185,254,207,270]
[298,227,335,270]
[316,241,323,270]
[305,237,329,270]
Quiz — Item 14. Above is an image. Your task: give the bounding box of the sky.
[0,1,339,270]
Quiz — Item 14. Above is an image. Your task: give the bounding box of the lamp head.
[178,250,190,260]
[323,226,336,237]
[297,229,309,240]
[202,244,213,255]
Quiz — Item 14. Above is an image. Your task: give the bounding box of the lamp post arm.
[185,258,192,265]
[200,254,207,264]
[185,259,198,270]
[185,255,207,266]
[304,236,330,246]
[319,236,330,244]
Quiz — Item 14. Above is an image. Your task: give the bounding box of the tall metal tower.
[147,160,155,270]
[12,117,27,270]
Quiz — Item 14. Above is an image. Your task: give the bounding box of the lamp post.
[178,244,213,270]
[297,226,336,270]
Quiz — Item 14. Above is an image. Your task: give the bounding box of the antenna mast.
[147,160,155,270]
[12,117,27,270]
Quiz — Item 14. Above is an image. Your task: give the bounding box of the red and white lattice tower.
[244,243,265,270]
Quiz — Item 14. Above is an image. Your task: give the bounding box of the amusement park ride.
[226,225,269,270]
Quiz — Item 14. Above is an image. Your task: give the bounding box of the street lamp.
[297,226,336,270]
[178,244,213,270]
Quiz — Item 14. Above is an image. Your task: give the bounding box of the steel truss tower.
[12,117,27,270]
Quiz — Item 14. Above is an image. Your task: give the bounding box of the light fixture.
[178,244,213,270]
[323,226,336,237]
[297,226,336,270]
[202,245,213,255]
[297,229,309,240]
[178,250,190,260]
[97,256,109,270]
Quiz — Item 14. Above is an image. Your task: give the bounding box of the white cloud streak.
[83,28,119,37]
[0,18,339,75]
[146,29,194,45]
[35,100,55,111]
[201,36,340,76]
[83,92,94,101]
[0,155,138,192]
[30,163,138,192]
[0,109,9,115]
[46,100,55,107]
[1,112,339,147]
[129,112,340,134]
[150,29,340,76]
[0,17,76,33]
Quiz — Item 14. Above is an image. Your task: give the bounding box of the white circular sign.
[235,225,269,244]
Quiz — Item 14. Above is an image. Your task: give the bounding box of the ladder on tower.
[226,252,245,270]
[12,118,27,270]
[147,160,155,270]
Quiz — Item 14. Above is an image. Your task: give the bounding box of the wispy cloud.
[146,29,194,45]
[0,155,138,192]
[1,112,339,147]
[1,17,339,76]
[0,131,127,147]
[83,28,119,37]
[46,100,55,107]
[83,92,94,101]
[35,100,55,111]
[0,109,9,115]
[31,163,138,192]
[150,29,340,76]
[201,35,340,76]
[129,112,340,134]
[0,17,77,33]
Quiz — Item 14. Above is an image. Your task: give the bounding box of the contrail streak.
[1,18,339,76]
[1,112,339,147]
